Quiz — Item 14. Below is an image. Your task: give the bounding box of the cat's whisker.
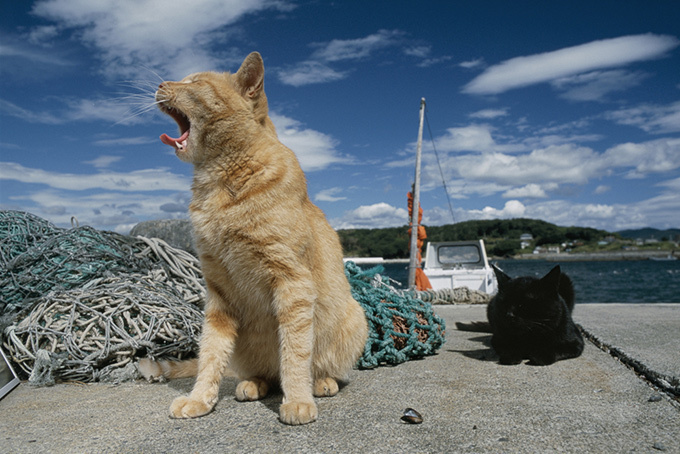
[105,77,168,126]
[137,64,166,84]
[113,103,163,126]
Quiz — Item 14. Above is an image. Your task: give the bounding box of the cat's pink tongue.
[160,130,189,149]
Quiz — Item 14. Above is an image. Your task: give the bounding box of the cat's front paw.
[313,377,339,397]
[235,378,269,401]
[279,401,318,425]
[169,396,213,419]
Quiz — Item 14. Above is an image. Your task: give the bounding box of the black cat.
[456,265,584,365]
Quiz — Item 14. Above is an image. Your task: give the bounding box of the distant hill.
[337,218,610,259]
[616,228,680,241]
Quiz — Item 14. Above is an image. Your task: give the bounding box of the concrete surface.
[1,304,679,453]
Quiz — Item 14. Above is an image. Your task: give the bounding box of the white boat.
[406,99,497,295]
[422,240,498,294]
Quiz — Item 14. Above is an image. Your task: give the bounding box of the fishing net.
[5,271,202,384]
[1,210,446,384]
[345,261,446,369]
[1,210,205,384]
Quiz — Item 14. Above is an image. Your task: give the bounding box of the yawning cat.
[456,265,584,365]
[148,52,368,425]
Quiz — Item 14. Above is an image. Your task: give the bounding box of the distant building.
[519,233,533,249]
[533,245,560,254]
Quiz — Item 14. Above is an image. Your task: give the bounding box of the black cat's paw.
[527,357,556,366]
[498,356,523,366]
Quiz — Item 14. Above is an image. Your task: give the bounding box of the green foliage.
[490,239,521,257]
[338,227,409,259]
[337,218,611,258]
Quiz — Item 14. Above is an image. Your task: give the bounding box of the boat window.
[438,245,481,265]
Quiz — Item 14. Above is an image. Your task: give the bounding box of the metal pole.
[408,98,426,289]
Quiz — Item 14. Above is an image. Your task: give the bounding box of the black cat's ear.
[493,264,512,288]
[542,265,562,289]
[235,52,265,99]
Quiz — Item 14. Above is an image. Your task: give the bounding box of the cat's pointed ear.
[235,52,265,99]
[492,264,511,288]
[542,265,562,289]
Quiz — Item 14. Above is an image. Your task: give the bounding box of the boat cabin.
[423,240,497,294]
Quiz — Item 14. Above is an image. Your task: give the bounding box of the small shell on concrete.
[401,407,423,424]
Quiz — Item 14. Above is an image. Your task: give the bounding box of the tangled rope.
[1,210,447,384]
[5,271,202,384]
[1,210,205,384]
[415,287,491,305]
[345,262,446,369]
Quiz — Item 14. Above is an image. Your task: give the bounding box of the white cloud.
[469,108,509,119]
[314,187,347,202]
[26,25,60,44]
[604,101,680,134]
[277,61,348,87]
[30,0,291,79]
[416,55,453,68]
[404,46,431,58]
[93,136,158,147]
[459,58,485,69]
[462,34,679,95]
[0,39,72,67]
[271,113,350,171]
[395,122,680,208]
[83,155,122,169]
[0,97,151,126]
[602,138,680,177]
[456,144,599,185]
[432,125,499,152]
[551,69,650,102]
[502,183,557,199]
[310,29,403,62]
[5,189,191,233]
[594,185,611,195]
[0,162,190,192]
[330,202,408,229]
[428,125,526,155]
[0,98,63,124]
[657,176,680,191]
[278,29,404,86]
[522,133,603,149]
[468,200,527,219]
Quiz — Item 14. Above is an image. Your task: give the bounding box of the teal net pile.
[345,261,446,369]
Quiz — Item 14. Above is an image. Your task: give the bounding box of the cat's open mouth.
[159,106,190,153]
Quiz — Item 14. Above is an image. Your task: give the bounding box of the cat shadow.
[166,377,239,400]
[447,334,499,362]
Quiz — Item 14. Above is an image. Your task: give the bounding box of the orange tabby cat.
[146,52,368,425]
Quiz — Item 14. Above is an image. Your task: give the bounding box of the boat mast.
[408,98,426,289]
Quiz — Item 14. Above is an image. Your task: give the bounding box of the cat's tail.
[138,358,199,381]
[455,321,492,332]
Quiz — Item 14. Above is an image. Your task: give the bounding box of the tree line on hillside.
[337,218,610,258]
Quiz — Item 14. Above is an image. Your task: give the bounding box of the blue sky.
[1,1,679,234]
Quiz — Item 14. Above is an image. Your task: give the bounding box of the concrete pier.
[1,304,678,453]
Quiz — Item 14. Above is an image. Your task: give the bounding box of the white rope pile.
[4,269,204,385]
[1,211,208,385]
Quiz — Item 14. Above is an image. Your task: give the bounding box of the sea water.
[377,259,680,303]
